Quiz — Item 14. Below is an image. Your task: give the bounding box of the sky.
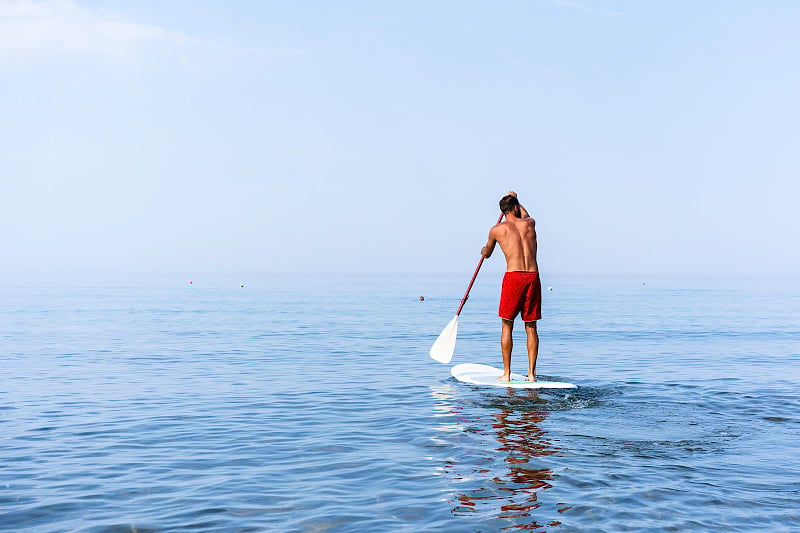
[1,0,799,278]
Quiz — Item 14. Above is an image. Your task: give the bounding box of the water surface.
[2,274,799,531]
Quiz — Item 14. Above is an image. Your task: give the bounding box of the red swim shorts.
[499,271,542,322]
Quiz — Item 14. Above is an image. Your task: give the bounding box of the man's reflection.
[451,391,564,530]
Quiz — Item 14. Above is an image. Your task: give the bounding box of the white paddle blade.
[429,315,459,364]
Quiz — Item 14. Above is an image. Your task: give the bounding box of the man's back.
[480,191,543,383]
[490,216,538,273]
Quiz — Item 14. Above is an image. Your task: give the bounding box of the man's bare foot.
[497,374,511,382]
[526,375,536,382]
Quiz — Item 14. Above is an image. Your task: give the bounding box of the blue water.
[2,274,799,532]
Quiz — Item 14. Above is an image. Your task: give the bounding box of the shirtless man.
[480,191,541,382]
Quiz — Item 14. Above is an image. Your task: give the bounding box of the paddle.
[429,213,505,364]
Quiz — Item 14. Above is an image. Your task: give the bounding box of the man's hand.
[507,190,518,198]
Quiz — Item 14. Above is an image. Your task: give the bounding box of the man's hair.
[499,195,519,214]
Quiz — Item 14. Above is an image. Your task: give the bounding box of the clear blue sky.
[2,1,798,277]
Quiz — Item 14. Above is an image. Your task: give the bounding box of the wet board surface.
[451,363,577,389]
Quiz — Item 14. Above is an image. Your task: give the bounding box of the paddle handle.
[455,213,505,317]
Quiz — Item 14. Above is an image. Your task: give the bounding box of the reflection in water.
[487,402,557,529]
[431,386,570,531]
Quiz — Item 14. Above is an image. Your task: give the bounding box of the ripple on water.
[2,280,800,531]
[424,375,800,532]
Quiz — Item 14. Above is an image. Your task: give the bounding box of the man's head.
[499,194,520,216]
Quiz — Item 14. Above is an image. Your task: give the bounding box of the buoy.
[240,283,244,288]
[547,286,553,291]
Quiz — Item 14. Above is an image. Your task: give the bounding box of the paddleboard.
[451,363,577,389]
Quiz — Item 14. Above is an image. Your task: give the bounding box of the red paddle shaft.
[455,213,505,317]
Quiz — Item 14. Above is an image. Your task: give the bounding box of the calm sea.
[2,274,799,532]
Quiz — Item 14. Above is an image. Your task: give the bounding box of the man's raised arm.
[507,190,531,219]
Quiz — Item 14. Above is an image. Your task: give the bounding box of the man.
[480,191,541,382]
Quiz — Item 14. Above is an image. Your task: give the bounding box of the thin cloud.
[0,0,187,63]
[0,0,295,65]
[554,0,593,13]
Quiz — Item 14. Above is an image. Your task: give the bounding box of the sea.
[1,273,799,532]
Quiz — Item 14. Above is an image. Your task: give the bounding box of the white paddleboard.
[451,363,577,389]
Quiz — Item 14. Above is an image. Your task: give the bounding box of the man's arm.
[507,190,531,219]
[481,227,498,258]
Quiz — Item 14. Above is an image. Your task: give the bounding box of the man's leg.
[525,321,539,381]
[499,319,514,381]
